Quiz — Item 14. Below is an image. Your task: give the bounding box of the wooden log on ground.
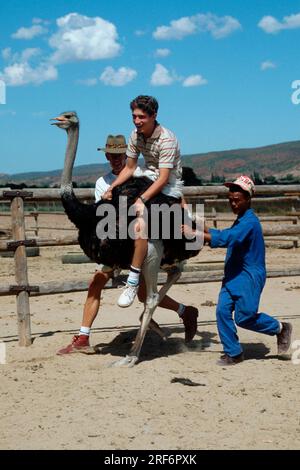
[11,197,32,346]
[1,247,40,258]
[61,253,92,264]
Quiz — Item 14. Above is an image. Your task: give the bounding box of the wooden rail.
[1,267,300,297]
[1,185,300,201]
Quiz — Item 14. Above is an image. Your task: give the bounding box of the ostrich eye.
[65,114,72,118]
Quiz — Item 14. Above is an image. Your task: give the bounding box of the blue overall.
[209,208,280,357]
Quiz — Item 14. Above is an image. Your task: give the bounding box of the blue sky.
[1,0,300,174]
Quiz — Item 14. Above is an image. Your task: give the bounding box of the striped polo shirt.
[126,123,183,198]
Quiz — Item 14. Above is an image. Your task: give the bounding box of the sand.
[0,213,300,450]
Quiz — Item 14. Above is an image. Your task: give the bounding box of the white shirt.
[95,166,147,202]
[95,172,117,203]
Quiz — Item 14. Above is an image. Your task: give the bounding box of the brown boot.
[217,352,244,366]
[277,322,293,355]
[181,306,198,343]
[57,335,93,355]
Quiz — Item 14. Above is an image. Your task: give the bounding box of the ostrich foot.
[148,319,167,340]
[108,355,139,368]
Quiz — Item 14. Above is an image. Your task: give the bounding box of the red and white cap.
[224,175,255,196]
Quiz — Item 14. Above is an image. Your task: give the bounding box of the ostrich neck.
[61,125,79,194]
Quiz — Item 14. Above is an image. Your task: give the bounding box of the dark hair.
[229,184,251,199]
[130,95,159,116]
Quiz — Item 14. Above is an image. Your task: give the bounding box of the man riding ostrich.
[52,105,202,366]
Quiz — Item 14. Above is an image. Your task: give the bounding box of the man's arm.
[209,221,251,248]
[139,167,170,202]
[102,158,137,200]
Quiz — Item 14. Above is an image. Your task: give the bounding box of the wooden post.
[212,207,217,228]
[33,204,39,237]
[11,196,32,346]
[292,215,299,248]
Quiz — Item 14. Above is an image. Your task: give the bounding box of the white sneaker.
[118,283,139,308]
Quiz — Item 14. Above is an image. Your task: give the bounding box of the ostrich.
[52,111,201,366]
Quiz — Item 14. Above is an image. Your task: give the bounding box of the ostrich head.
[51,111,79,130]
[51,111,80,195]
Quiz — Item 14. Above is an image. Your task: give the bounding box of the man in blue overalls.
[204,176,293,365]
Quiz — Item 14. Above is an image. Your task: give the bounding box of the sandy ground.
[0,214,300,450]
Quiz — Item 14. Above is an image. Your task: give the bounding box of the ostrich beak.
[50,116,68,126]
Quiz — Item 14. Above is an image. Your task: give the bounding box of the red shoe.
[57,335,93,355]
[181,306,198,343]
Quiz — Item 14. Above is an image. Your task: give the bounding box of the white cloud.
[77,78,98,86]
[32,18,49,25]
[2,48,12,60]
[150,64,207,87]
[1,47,41,63]
[20,48,41,61]
[153,13,241,40]
[49,12,121,64]
[154,17,196,40]
[182,74,208,87]
[100,66,137,86]
[260,60,276,71]
[154,48,171,57]
[12,24,48,39]
[0,49,57,87]
[258,13,300,34]
[135,30,146,36]
[1,61,57,86]
[150,64,178,86]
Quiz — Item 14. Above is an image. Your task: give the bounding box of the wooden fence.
[1,185,300,346]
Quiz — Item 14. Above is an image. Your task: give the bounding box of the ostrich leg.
[111,241,182,367]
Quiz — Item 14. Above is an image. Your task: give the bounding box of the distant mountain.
[1,140,300,186]
[183,140,300,179]
[0,163,111,186]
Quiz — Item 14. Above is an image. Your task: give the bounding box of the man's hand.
[134,198,145,217]
[181,224,196,239]
[102,187,113,200]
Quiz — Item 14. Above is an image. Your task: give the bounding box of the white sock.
[79,326,90,336]
[127,266,141,286]
[177,303,186,317]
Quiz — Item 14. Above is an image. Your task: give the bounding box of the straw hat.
[97,135,127,154]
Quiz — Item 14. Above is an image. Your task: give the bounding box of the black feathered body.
[61,176,199,269]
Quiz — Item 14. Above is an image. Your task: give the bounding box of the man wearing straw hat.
[57,134,198,354]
